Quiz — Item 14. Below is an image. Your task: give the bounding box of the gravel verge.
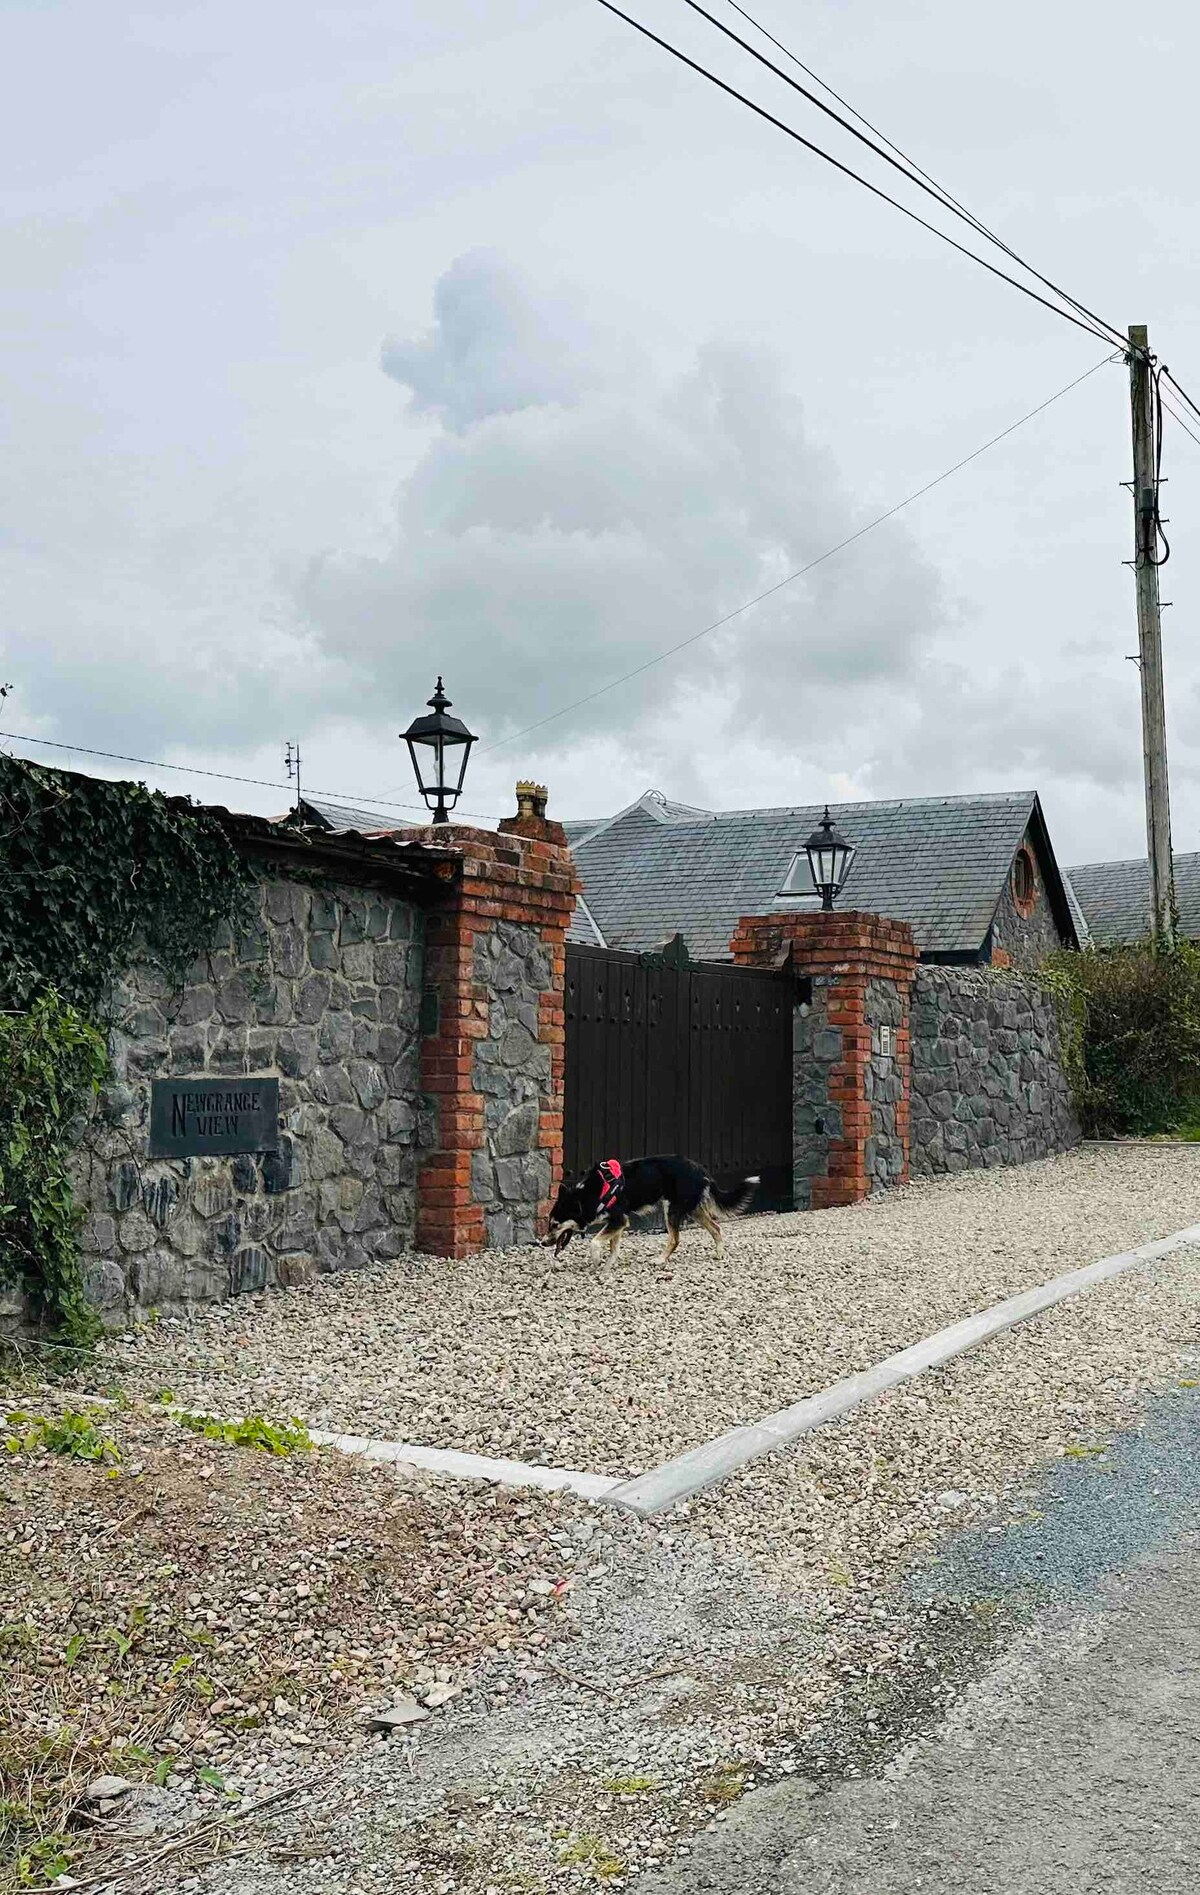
[0,1402,619,1893]
[85,1146,1200,1478]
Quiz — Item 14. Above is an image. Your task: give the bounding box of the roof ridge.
[707,790,1037,821]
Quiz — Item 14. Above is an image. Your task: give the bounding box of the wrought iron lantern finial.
[804,805,856,911]
[401,678,477,825]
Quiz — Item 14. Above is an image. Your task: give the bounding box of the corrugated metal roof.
[1065,851,1200,945]
[571,790,1064,960]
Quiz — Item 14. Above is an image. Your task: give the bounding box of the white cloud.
[296,249,949,804]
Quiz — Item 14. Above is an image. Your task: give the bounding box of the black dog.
[543,1154,759,1262]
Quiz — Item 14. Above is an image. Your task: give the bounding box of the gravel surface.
[89,1147,1200,1478]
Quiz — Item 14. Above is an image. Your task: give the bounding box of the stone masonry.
[470,921,555,1248]
[990,832,1063,968]
[909,965,1079,1174]
[73,871,427,1319]
[864,975,907,1190]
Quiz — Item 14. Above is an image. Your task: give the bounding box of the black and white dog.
[543,1154,759,1263]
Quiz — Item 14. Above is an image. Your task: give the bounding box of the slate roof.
[297,795,416,835]
[1065,851,1200,946]
[567,789,1076,961]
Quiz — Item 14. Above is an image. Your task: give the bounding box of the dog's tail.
[709,1175,760,1216]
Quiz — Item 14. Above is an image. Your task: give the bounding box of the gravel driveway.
[99,1147,1200,1478]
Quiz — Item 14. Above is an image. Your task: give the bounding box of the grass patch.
[695,1760,747,1806]
[557,1834,627,1880]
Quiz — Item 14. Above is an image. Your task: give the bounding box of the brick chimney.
[498,780,568,847]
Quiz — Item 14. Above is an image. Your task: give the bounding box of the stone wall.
[909,965,1079,1176]
[469,921,555,1248]
[74,871,427,1319]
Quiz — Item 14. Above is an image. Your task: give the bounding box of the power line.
[1161,367,1200,430]
[0,732,504,825]
[682,0,1126,350]
[590,0,1116,347]
[481,352,1117,756]
[723,0,976,213]
[1160,391,1200,453]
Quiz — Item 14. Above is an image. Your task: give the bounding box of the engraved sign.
[149,1077,280,1159]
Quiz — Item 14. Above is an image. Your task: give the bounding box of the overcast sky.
[5,0,1200,865]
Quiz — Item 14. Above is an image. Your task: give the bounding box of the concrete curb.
[306,1428,621,1501]
[599,1222,1200,1519]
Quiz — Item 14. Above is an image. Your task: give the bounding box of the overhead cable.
[0,732,503,824]
[591,0,1117,347]
[682,0,1126,349]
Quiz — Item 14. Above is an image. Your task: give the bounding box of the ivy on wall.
[0,756,256,1338]
[0,993,108,1344]
[0,755,255,1012]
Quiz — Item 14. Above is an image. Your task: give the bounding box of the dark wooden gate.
[563,938,802,1211]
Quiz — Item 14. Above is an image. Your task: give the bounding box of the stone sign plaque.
[149,1077,280,1159]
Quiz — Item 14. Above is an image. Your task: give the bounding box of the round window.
[1011,847,1037,913]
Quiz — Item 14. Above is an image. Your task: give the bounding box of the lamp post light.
[401,678,476,826]
[804,805,856,911]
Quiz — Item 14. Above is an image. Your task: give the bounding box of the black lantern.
[402,678,476,825]
[804,805,856,911]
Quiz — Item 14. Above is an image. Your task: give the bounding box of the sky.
[4,0,1200,867]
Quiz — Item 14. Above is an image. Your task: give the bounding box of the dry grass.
[0,1397,589,1891]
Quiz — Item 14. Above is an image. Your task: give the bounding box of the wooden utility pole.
[1128,324,1175,943]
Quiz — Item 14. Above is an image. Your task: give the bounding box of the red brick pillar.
[730,911,919,1208]
[400,788,577,1258]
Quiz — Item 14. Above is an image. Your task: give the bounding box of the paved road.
[642,1395,1200,1895]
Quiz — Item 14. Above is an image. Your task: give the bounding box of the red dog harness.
[596,1158,623,1213]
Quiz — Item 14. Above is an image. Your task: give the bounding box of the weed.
[3,1409,119,1463]
[15,1833,72,1888]
[600,1775,658,1796]
[696,1761,747,1806]
[173,1411,312,1456]
[557,1834,627,1880]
